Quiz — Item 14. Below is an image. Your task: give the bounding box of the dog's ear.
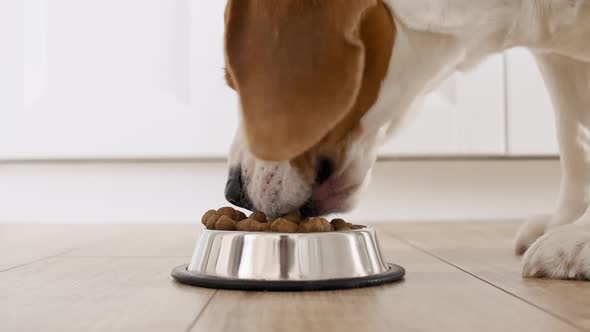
[225,0,377,161]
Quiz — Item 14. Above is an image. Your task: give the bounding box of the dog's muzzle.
[224,166,253,210]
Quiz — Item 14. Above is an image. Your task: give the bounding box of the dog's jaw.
[244,160,311,218]
[228,125,380,217]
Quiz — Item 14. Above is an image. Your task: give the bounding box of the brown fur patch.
[290,1,396,182]
[224,0,393,161]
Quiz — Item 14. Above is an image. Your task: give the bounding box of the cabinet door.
[379,55,506,156]
[0,0,238,159]
[505,48,558,156]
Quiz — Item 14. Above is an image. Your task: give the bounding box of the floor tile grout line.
[379,229,584,332]
[185,289,218,332]
[0,248,76,273]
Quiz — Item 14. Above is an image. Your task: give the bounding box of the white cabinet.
[505,48,558,155]
[1,0,238,159]
[379,55,506,156]
[0,2,556,160]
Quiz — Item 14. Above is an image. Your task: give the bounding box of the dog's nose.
[224,167,253,210]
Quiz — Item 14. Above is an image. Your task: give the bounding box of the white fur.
[228,124,378,218]
[383,0,590,280]
[228,0,590,279]
[227,128,310,217]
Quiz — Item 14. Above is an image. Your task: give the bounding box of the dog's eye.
[316,157,334,184]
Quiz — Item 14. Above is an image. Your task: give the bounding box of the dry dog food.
[201,207,366,233]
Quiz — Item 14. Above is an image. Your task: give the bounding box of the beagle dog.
[223,0,590,280]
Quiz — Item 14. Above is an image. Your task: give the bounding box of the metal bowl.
[172,228,404,291]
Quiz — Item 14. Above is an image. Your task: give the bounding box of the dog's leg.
[514,53,590,255]
[519,53,590,279]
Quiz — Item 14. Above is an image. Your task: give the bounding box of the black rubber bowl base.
[171,263,405,292]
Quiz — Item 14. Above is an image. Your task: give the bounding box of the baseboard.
[0,160,560,223]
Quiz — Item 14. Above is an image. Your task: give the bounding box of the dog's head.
[223,0,396,217]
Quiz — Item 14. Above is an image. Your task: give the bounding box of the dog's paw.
[522,225,590,280]
[514,215,550,256]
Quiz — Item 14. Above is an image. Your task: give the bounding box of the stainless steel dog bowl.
[172,228,404,291]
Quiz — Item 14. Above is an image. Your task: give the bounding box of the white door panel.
[380,55,506,156]
[0,1,23,119]
[2,0,238,159]
[505,48,558,155]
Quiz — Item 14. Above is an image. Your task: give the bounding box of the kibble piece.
[331,218,347,228]
[235,210,247,221]
[283,211,303,224]
[331,218,351,231]
[298,217,333,233]
[237,218,269,232]
[205,214,221,230]
[270,218,299,233]
[249,211,267,223]
[201,207,363,233]
[201,209,217,225]
[215,215,237,231]
[217,206,239,220]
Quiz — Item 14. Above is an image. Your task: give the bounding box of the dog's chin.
[298,185,361,217]
[249,186,359,219]
[239,153,368,218]
[299,197,356,218]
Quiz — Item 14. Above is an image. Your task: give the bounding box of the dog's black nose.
[224,167,253,210]
[299,199,320,218]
